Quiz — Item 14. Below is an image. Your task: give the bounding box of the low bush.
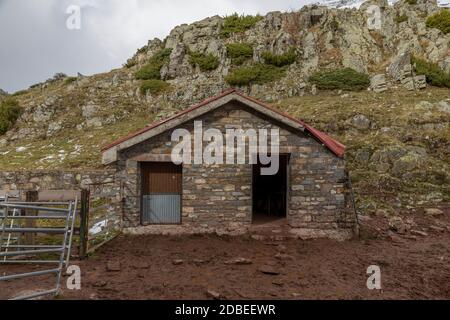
[226,43,254,65]
[0,98,21,135]
[221,14,263,38]
[139,80,170,95]
[412,56,450,88]
[225,64,285,86]
[426,9,450,34]
[262,49,297,67]
[309,68,370,91]
[404,0,417,4]
[135,48,172,80]
[64,77,77,85]
[188,51,220,71]
[395,14,408,24]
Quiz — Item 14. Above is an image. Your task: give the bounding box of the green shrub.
[426,10,450,34]
[226,43,254,65]
[139,80,170,95]
[221,13,263,38]
[395,14,408,24]
[225,64,285,86]
[309,68,370,91]
[0,98,21,135]
[135,48,172,80]
[64,77,77,85]
[188,51,220,71]
[412,56,450,88]
[262,49,297,67]
[404,0,417,4]
[124,57,137,68]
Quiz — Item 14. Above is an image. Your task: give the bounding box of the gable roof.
[101,89,345,164]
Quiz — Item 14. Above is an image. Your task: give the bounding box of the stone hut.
[102,89,356,240]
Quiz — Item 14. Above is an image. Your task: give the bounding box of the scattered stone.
[430,226,445,233]
[370,74,388,93]
[387,231,404,243]
[425,208,443,216]
[206,289,221,300]
[275,253,294,261]
[92,280,107,287]
[193,259,208,265]
[258,265,280,275]
[410,230,428,237]
[172,259,184,265]
[311,84,318,96]
[106,261,121,272]
[224,258,252,265]
[350,114,371,130]
[389,217,411,235]
[272,280,284,287]
[131,261,150,269]
[436,101,450,114]
[277,245,287,254]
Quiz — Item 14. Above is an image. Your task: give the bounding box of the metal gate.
[141,162,182,225]
[0,199,77,300]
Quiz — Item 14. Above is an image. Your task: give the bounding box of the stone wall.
[0,170,122,237]
[118,101,356,239]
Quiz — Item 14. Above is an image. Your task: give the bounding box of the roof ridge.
[101,88,345,158]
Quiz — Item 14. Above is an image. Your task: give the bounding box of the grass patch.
[404,0,417,4]
[188,51,220,71]
[11,90,27,97]
[426,9,450,34]
[221,13,263,38]
[0,98,21,135]
[395,14,408,24]
[262,49,297,67]
[135,48,172,80]
[412,56,450,88]
[139,80,170,95]
[225,63,285,86]
[309,68,370,91]
[64,77,77,85]
[226,43,254,65]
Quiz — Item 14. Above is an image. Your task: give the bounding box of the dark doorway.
[252,155,289,224]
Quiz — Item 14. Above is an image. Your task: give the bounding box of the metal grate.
[0,199,78,300]
[142,194,181,224]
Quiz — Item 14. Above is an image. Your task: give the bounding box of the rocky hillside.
[0,0,449,214]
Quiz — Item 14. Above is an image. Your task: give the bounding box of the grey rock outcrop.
[370,74,388,92]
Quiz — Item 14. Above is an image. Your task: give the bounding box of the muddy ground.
[1,210,449,300]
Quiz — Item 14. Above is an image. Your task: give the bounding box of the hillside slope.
[0,0,449,213]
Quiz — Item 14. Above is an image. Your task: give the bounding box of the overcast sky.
[0,0,320,93]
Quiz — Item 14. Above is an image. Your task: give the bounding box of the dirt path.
[1,212,449,300]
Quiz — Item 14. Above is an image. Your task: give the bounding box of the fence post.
[24,191,38,245]
[79,189,90,259]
